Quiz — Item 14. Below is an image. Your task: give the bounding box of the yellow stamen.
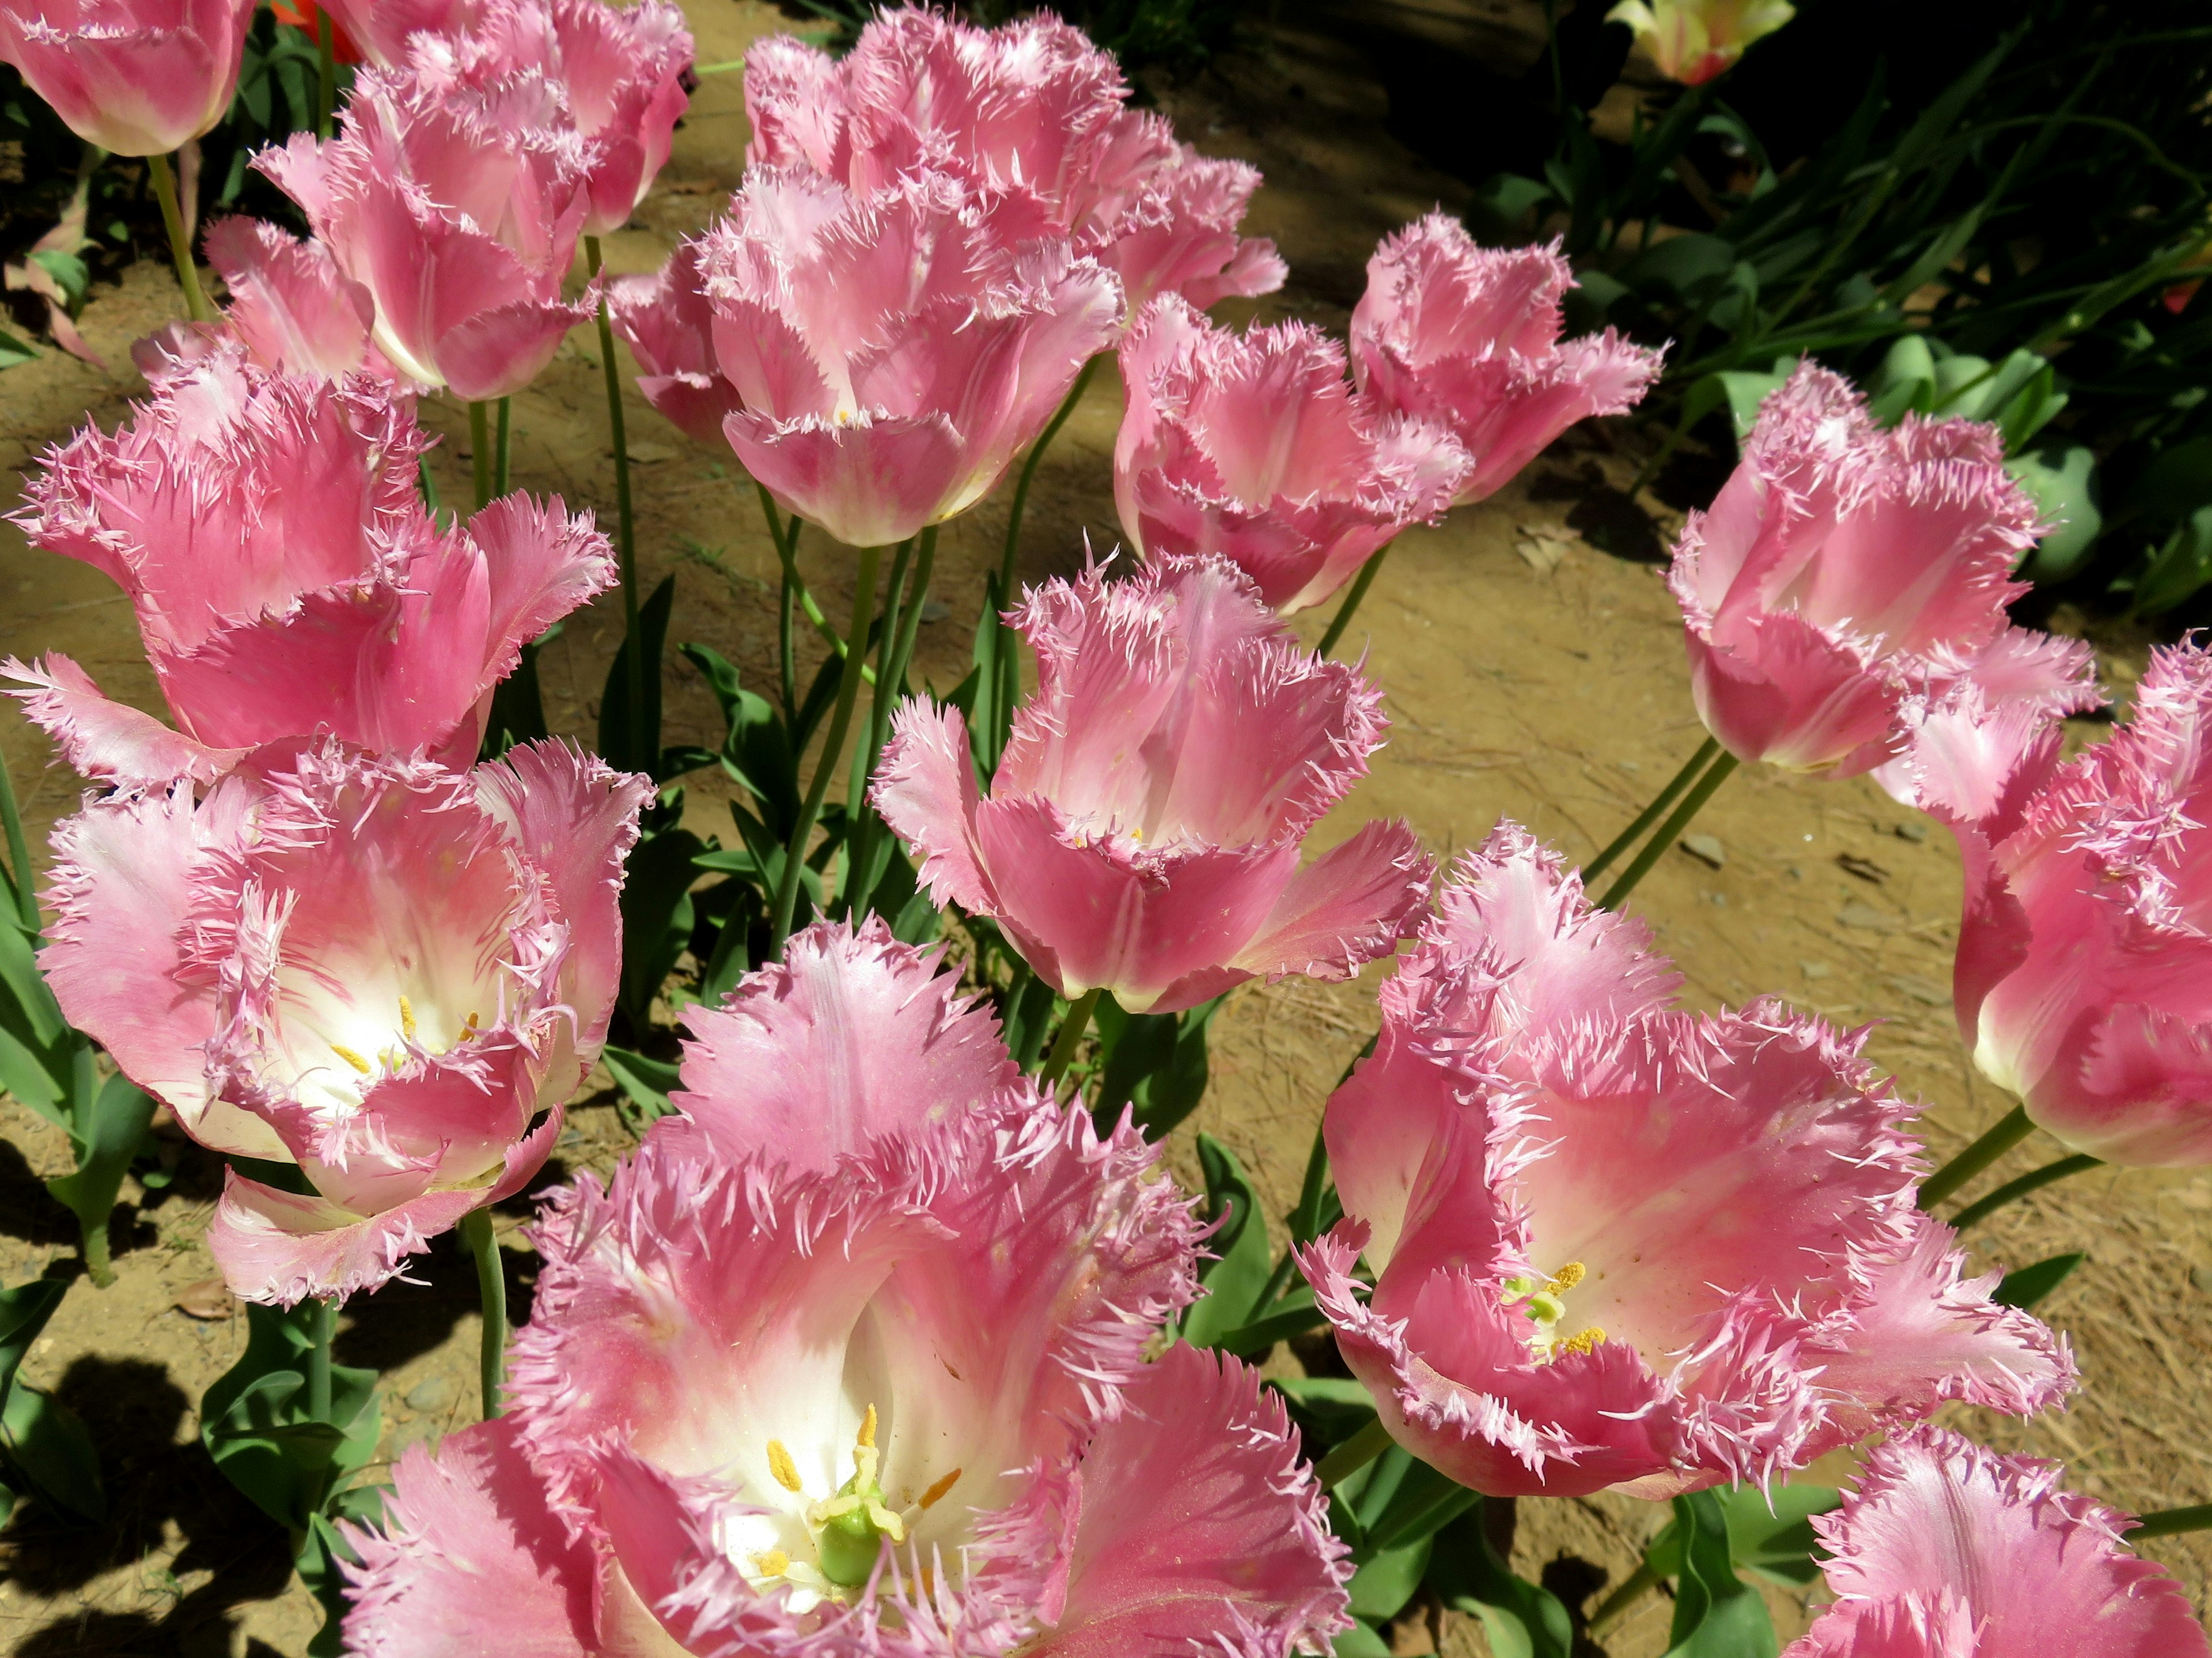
[757,1549,790,1577]
[1554,1326,1605,1357]
[399,995,417,1041]
[858,1403,877,1451]
[1547,1261,1586,1293]
[330,1044,372,1074]
[918,1468,961,1511]
[767,1439,803,1493]
[464,1012,480,1032]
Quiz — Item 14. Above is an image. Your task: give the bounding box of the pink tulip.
[744,7,1284,316]
[5,354,612,788]
[411,0,692,237]
[1113,295,1472,614]
[605,239,738,447]
[1895,642,2212,1166]
[258,62,597,400]
[341,922,1350,1656]
[39,739,647,1303]
[874,555,1432,1014]
[1785,1427,2208,1658]
[314,0,471,67]
[0,0,255,154]
[1297,824,2072,1498]
[693,166,1122,548]
[1351,219,1661,504]
[1668,362,2097,776]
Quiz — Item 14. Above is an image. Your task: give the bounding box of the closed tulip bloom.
[1897,643,2212,1166]
[314,0,472,67]
[1607,0,1796,86]
[694,166,1122,548]
[1785,1427,2208,1658]
[744,6,1283,315]
[1114,295,1471,614]
[259,62,597,400]
[875,555,1432,1014]
[1299,824,2072,1499]
[0,0,255,154]
[1351,219,1662,505]
[1668,363,2096,777]
[605,239,739,446]
[39,740,647,1303]
[339,922,1349,1657]
[5,355,612,787]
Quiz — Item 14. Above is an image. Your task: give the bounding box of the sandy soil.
[0,2,2206,1654]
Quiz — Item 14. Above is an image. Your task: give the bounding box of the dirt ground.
[0,2,2206,1654]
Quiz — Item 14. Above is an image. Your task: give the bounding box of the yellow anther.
[918,1468,961,1511]
[857,1403,877,1451]
[1547,1261,1586,1293]
[330,1044,372,1074]
[767,1439,804,1493]
[399,995,417,1042]
[757,1549,790,1577]
[1554,1326,1605,1357]
[464,1012,480,1032]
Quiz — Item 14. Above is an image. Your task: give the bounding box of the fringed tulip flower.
[1298,824,2073,1499]
[1351,219,1661,505]
[1785,1427,2209,1658]
[744,7,1284,315]
[5,354,613,787]
[0,0,255,154]
[314,0,471,67]
[693,166,1122,548]
[875,555,1431,1014]
[38,739,649,1303]
[1607,0,1796,86]
[1114,295,1471,614]
[1895,642,2212,1166]
[259,62,597,400]
[1667,363,2097,777]
[340,920,1350,1657]
[607,239,740,447]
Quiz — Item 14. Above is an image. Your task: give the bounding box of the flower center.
[749,1405,964,1600]
[319,995,482,1098]
[1500,1260,1605,1363]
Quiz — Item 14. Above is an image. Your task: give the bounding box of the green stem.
[313,10,336,139]
[1316,546,1391,660]
[0,749,39,931]
[2133,1503,2212,1539]
[1596,751,1740,909]
[1315,1417,1393,1489]
[1584,737,1722,883]
[1949,1152,2101,1232]
[147,152,210,323]
[585,236,646,777]
[494,396,511,496]
[1586,1559,1660,1636]
[997,356,1099,599]
[459,1209,505,1419]
[1037,986,1103,1092]
[771,544,883,954]
[1918,1105,2035,1210]
[469,401,493,512]
[757,483,874,687]
[307,1297,334,1422]
[847,526,936,919]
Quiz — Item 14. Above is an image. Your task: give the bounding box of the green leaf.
[1348,1536,1433,1622]
[1994,1251,2085,1311]
[480,623,560,757]
[202,1304,380,1532]
[1719,1485,1840,1587]
[2131,505,2212,617]
[1,1382,103,1521]
[0,327,37,368]
[1178,1134,1274,1349]
[1090,993,1225,1142]
[1428,1506,1573,1658]
[47,1072,154,1283]
[2119,436,2212,527]
[26,249,88,312]
[2010,447,2103,584]
[599,575,676,779]
[1330,1619,1392,1657]
[0,913,72,1128]
[1361,1458,1480,1557]
[0,1280,66,1399]
[601,1042,680,1131]
[299,1494,383,1657]
[682,644,800,836]
[1664,1491,1777,1658]
[617,822,706,1029]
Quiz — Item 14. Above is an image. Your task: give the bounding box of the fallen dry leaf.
[173,1278,237,1321]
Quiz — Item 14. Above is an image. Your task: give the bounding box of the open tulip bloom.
[1607,0,1797,88]
[339,919,1351,1657]
[685,166,1121,550]
[1785,1426,2208,1658]
[1668,362,2099,777]
[259,58,599,401]
[5,354,613,788]
[0,0,256,154]
[874,554,1431,1014]
[38,739,647,1304]
[1298,824,2072,1498]
[1351,219,1662,506]
[1115,295,1472,614]
[743,6,1285,317]
[607,237,741,448]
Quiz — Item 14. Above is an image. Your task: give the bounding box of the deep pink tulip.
[0,0,255,154]
[313,0,471,67]
[1896,642,2212,1165]
[694,166,1122,547]
[606,239,739,447]
[1114,295,1471,614]
[1668,362,2097,776]
[411,0,691,237]
[39,740,647,1303]
[1785,1426,2209,1658]
[1298,824,2073,1499]
[5,354,612,787]
[875,555,1431,1014]
[259,62,597,400]
[1351,218,1661,504]
[340,921,1350,1657]
[744,7,1284,316]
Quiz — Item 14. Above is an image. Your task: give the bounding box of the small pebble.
[1890,974,1949,1007]
[1800,960,1832,980]
[1838,903,1900,933]
[1893,820,1930,843]
[173,1278,237,1321]
[1680,833,1725,869]
[919,598,951,624]
[405,1375,459,1415]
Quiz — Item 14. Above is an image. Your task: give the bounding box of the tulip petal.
[207,1168,491,1306]
[3,653,247,788]
[874,698,998,915]
[1232,817,1433,986]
